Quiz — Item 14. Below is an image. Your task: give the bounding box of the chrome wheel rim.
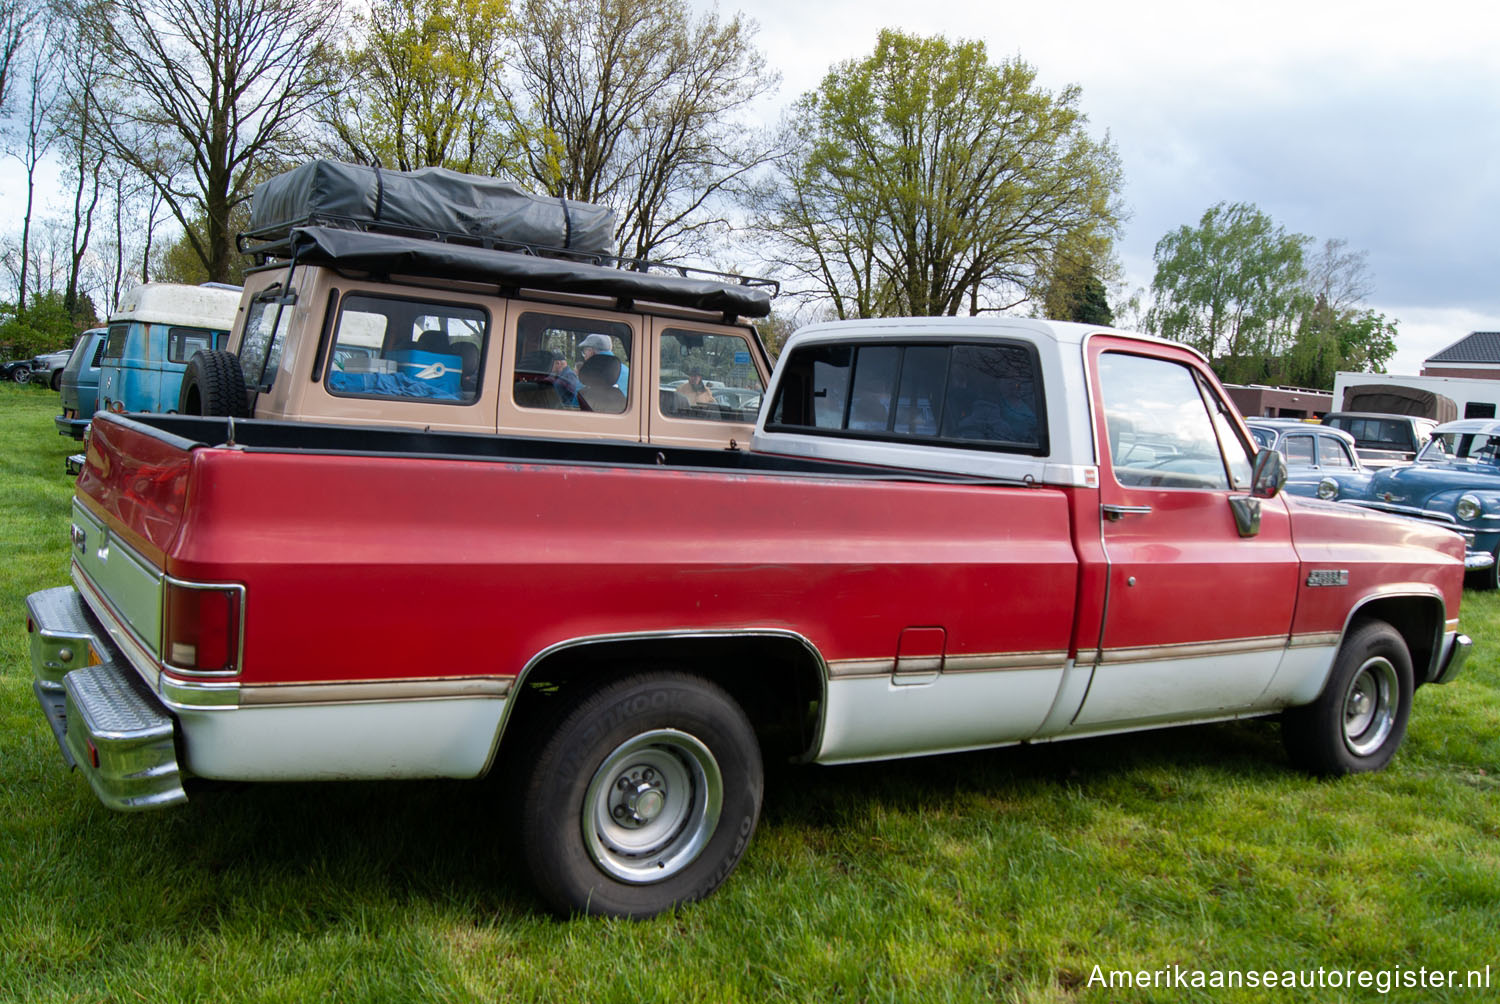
[583,729,723,883]
[1342,656,1398,757]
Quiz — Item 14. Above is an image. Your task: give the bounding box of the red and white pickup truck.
[24,316,1472,918]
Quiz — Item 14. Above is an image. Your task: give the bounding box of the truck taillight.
[163,580,243,674]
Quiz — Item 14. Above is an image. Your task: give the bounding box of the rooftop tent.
[1341,384,1458,422]
[248,160,618,256]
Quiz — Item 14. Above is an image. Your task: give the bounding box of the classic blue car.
[1246,418,1366,498]
[1316,418,1500,586]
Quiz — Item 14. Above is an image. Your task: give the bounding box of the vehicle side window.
[324,293,488,404]
[239,298,295,391]
[167,326,227,364]
[1098,352,1250,490]
[1319,437,1355,468]
[766,341,1045,454]
[658,329,765,422]
[1282,434,1315,466]
[90,336,108,366]
[102,323,128,361]
[512,312,633,413]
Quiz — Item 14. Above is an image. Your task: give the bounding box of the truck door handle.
[1101,504,1153,521]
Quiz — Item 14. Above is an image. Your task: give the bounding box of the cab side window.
[1098,352,1252,490]
[766,340,1046,454]
[1319,436,1355,469]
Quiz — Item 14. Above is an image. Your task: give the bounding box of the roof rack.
[237,213,778,294]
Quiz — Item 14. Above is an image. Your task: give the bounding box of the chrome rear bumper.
[24,586,187,811]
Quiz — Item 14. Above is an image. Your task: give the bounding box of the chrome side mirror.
[1250,448,1286,499]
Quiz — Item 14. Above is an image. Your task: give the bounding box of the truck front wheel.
[1282,620,1413,775]
[519,672,763,918]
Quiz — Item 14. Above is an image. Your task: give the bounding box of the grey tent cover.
[251,160,617,255]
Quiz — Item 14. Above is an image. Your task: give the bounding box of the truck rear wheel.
[179,350,250,417]
[1282,620,1413,775]
[519,672,762,918]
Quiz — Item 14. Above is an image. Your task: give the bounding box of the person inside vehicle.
[579,333,629,394]
[548,350,580,407]
[674,366,717,408]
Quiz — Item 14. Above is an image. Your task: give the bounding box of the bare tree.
[0,0,37,113]
[7,13,60,309]
[1305,237,1374,314]
[51,7,111,317]
[75,0,344,282]
[511,0,778,261]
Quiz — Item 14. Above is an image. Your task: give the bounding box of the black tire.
[1282,620,1413,775]
[11,364,31,384]
[49,368,62,391]
[178,350,250,417]
[519,672,762,918]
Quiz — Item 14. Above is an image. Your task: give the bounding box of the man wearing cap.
[579,333,629,394]
[674,366,717,408]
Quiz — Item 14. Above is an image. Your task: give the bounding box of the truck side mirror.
[1250,448,1287,500]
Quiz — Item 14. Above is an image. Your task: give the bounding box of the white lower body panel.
[178,697,508,781]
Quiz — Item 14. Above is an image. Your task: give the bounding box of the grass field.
[2,381,1497,1003]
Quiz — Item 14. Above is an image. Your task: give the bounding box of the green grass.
[2,381,1497,1003]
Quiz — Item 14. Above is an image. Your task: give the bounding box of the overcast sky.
[5,1,1495,373]
[722,0,1500,372]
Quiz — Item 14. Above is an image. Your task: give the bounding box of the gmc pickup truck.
[23,315,1471,918]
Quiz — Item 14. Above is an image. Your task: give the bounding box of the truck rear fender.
[75,413,199,563]
[482,630,829,777]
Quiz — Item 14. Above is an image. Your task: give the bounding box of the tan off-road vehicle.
[180,161,776,449]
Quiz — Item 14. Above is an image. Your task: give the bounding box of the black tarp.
[1341,384,1458,422]
[286,226,775,319]
[250,160,617,255]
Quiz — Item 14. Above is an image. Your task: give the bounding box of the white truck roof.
[111,283,243,330]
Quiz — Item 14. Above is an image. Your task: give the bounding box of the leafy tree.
[1036,252,1115,326]
[316,0,518,175]
[73,0,344,283]
[0,290,85,357]
[511,0,778,261]
[1147,202,1310,383]
[753,30,1122,320]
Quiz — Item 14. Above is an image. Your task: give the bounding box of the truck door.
[1075,338,1299,728]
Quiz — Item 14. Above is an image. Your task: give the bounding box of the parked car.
[1246,418,1367,497]
[35,349,73,389]
[53,327,109,439]
[1321,411,1437,468]
[96,283,241,415]
[1317,418,1500,587]
[3,349,69,386]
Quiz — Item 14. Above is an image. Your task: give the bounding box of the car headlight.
[1456,493,1482,521]
[1317,478,1339,500]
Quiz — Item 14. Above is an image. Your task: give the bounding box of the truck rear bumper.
[24,586,188,811]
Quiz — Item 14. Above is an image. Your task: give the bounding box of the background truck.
[24,315,1470,918]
